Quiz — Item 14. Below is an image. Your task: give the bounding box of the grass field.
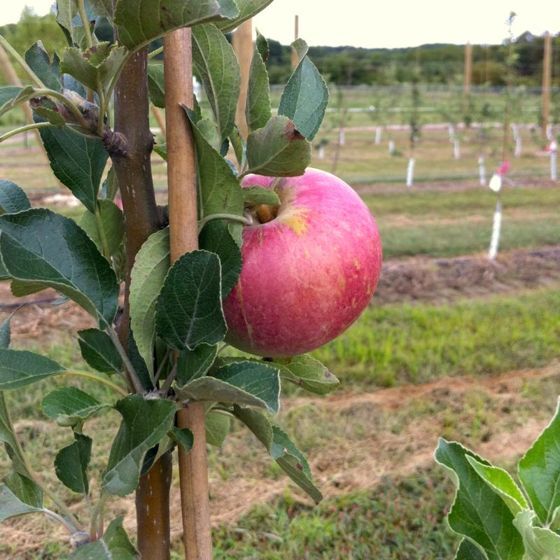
[0,108,559,558]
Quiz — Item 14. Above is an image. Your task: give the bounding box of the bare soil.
[374,245,560,304]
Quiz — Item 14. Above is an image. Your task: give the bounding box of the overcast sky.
[1,0,559,48]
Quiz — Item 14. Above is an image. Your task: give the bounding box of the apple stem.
[197,213,253,233]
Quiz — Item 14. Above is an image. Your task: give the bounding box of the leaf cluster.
[436,401,560,559]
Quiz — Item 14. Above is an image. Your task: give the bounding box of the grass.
[212,470,458,560]
[314,286,560,387]
[378,214,559,258]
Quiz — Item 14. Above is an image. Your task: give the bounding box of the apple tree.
[0,1,381,558]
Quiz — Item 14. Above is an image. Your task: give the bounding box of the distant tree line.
[0,8,558,89]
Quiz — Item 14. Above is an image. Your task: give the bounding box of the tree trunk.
[112,48,170,560]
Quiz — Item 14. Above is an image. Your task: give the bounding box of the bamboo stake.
[291,15,299,69]
[232,19,253,139]
[163,29,213,560]
[463,42,472,95]
[542,31,552,144]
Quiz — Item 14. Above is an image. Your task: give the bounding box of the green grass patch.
[363,186,560,218]
[212,470,458,560]
[315,286,560,387]
[378,214,558,258]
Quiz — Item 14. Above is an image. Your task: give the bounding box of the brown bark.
[164,29,213,560]
[112,49,170,560]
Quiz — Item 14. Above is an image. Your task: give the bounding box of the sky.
[1,0,559,49]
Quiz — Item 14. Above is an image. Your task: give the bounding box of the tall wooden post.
[291,15,300,69]
[164,29,213,560]
[464,42,472,95]
[232,19,253,139]
[542,31,552,142]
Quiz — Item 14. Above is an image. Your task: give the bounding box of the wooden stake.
[291,15,300,69]
[464,42,472,95]
[542,31,552,143]
[163,29,213,560]
[232,19,253,139]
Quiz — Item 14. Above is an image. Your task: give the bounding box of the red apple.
[223,167,382,357]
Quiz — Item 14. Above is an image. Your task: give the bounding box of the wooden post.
[232,19,253,139]
[163,29,213,560]
[291,15,300,69]
[464,42,472,95]
[542,31,552,143]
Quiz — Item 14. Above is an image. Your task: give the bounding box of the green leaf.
[216,0,273,33]
[519,399,560,525]
[176,344,218,386]
[513,510,560,560]
[169,427,193,452]
[0,349,64,390]
[61,43,128,93]
[100,166,119,201]
[275,355,339,395]
[114,0,239,50]
[199,220,241,298]
[187,110,244,219]
[40,127,109,212]
[42,387,107,428]
[242,186,280,207]
[103,395,176,496]
[0,86,36,118]
[156,250,226,351]
[278,39,329,141]
[246,31,271,132]
[89,0,114,19]
[56,0,77,41]
[234,406,322,503]
[192,23,239,141]
[179,361,280,413]
[434,439,524,560]
[455,539,488,560]
[0,484,42,522]
[0,86,23,111]
[205,410,230,447]
[55,433,92,494]
[79,200,125,260]
[0,181,30,216]
[129,228,170,375]
[0,209,118,326]
[212,361,280,413]
[24,42,61,91]
[3,472,43,509]
[467,456,528,515]
[196,118,222,152]
[246,115,311,177]
[147,62,165,108]
[39,126,108,213]
[69,517,137,559]
[78,328,122,374]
